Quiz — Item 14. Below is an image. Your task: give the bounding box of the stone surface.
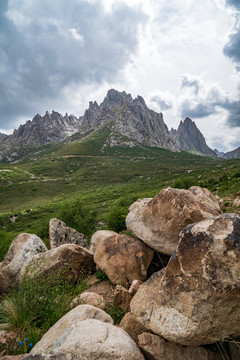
[131,213,240,346]
[188,186,221,213]
[113,285,132,312]
[30,305,144,360]
[70,291,106,310]
[170,117,216,157]
[229,340,240,360]
[138,332,221,360]
[119,312,147,343]
[129,280,143,295]
[0,233,47,293]
[126,187,220,255]
[20,244,95,283]
[89,230,118,254]
[94,234,153,286]
[49,218,88,249]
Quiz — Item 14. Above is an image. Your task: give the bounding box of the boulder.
[94,234,153,286]
[30,305,145,360]
[120,312,147,343]
[0,233,47,293]
[70,291,106,310]
[129,280,143,295]
[138,332,221,360]
[20,244,95,283]
[188,186,221,213]
[89,230,118,253]
[49,218,88,249]
[131,214,240,346]
[113,285,132,312]
[126,187,220,255]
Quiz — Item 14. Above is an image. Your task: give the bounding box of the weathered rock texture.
[80,89,180,152]
[113,285,132,312]
[170,117,216,157]
[120,312,147,344]
[131,213,240,346]
[223,146,240,159]
[126,187,220,255]
[188,186,221,213]
[31,305,144,360]
[49,218,88,249]
[20,244,95,283]
[138,332,221,360]
[0,233,47,294]
[70,291,106,310]
[89,230,118,254]
[0,112,81,162]
[94,234,154,286]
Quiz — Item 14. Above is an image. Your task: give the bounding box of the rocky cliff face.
[79,89,180,152]
[170,118,216,156]
[0,111,82,161]
[0,132,7,143]
[223,146,240,159]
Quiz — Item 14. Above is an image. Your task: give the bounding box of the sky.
[0,0,240,152]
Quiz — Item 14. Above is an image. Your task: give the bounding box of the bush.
[171,177,196,189]
[57,198,97,238]
[106,206,128,233]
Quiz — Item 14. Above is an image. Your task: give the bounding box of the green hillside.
[0,127,240,261]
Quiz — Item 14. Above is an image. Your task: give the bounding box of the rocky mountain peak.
[103,89,133,106]
[170,118,216,156]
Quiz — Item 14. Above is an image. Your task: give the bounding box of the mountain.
[170,118,216,157]
[214,149,224,157]
[0,132,7,143]
[223,146,240,159]
[0,111,82,161]
[79,89,180,152]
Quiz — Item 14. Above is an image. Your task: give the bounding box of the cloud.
[181,74,200,95]
[223,0,240,66]
[149,93,173,111]
[0,0,146,129]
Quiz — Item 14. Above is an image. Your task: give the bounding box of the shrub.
[106,206,128,233]
[171,177,196,189]
[104,303,125,325]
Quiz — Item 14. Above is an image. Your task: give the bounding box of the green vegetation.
[0,130,239,261]
[0,269,89,353]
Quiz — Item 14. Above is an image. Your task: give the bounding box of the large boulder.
[126,187,220,255]
[119,312,147,343]
[138,332,221,360]
[70,291,106,310]
[94,234,153,286]
[89,230,118,254]
[0,233,47,293]
[188,186,221,213]
[20,244,95,283]
[131,214,240,346]
[30,304,145,360]
[49,218,88,249]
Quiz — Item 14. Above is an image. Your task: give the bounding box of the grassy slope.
[0,125,240,260]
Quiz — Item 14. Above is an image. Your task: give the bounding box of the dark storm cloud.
[0,0,146,129]
[181,75,200,95]
[150,95,173,111]
[180,101,215,119]
[223,0,240,66]
[223,97,240,127]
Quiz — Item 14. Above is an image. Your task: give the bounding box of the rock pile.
[1,186,240,360]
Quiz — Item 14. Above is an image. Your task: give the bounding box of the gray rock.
[0,233,47,294]
[126,187,220,255]
[131,213,240,346]
[31,305,144,360]
[49,218,88,249]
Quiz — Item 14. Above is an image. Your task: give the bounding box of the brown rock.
[0,233,47,293]
[113,285,132,312]
[49,218,88,249]
[70,291,106,310]
[131,214,240,346]
[89,230,118,254]
[126,187,220,255]
[120,312,147,343]
[138,332,221,360]
[94,234,153,286]
[20,244,95,283]
[188,186,221,213]
[129,280,143,295]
